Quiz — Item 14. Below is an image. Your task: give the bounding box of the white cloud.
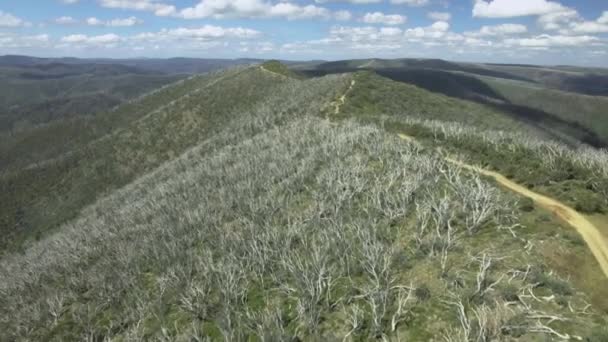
[566,11,608,34]
[466,24,528,37]
[161,26,261,39]
[46,23,262,55]
[61,33,122,44]
[0,33,49,48]
[329,26,403,44]
[297,20,462,54]
[569,21,608,34]
[60,0,79,3]
[428,12,451,21]
[536,10,608,34]
[390,0,430,6]
[61,34,88,43]
[315,0,381,3]
[179,0,332,20]
[98,0,177,16]
[133,25,261,45]
[473,0,567,18]
[57,34,120,50]
[334,10,352,21]
[86,17,104,26]
[0,10,27,27]
[404,21,452,40]
[97,0,369,21]
[537,8,579,30]
[56,16,144,27]
[86,16,143,27]
[55,16,78,24]
[269,3,330,20]
[108,17,143,26]
[430,21,449,32]
[504,34,599,47]
[238,41,275,54]
[599,11,608,25]
[362,12,406,25]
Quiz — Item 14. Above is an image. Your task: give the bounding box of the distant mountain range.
[0,55,266,74]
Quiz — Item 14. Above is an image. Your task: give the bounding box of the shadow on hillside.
[374,68,508,103]
[487,102,607,148]
[300,67,607,148]
[313,59,533,83]
[560,74,608,96]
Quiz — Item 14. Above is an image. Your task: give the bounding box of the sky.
[0,0,607,66]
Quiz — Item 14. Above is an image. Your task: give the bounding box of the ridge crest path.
[334,79,356,114]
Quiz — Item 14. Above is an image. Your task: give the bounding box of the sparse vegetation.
[391,117,608,213]
[2,115,602,340]
[1,61,607,341]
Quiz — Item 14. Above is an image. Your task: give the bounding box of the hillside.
[477,63,608,96]
[479,75,608,145]
[0,56,264,144]
[0,62,185,135]
[1,62,608,341]
[298,59,608,148]
[0,55,263,74]
[0,65,351,252]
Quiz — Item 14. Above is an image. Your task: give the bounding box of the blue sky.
[0,0,607,66]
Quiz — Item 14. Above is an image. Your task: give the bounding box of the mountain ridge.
[1,60,607,341]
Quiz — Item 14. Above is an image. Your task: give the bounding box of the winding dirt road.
[398,134,608,279]
[255,67,608,278]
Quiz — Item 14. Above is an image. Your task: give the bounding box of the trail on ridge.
[254,66,608,279]
[334,80,356,115]
[259,65,285,77]
[398,134,608,279]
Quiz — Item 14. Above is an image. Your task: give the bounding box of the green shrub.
[415,285,431,301]
[585,326,608,342]
[518,198,535,212]
[499,284,520,302]
[530,270,573,296]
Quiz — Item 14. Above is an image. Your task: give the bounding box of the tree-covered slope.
[479,75,608,145]
[0,65,351,253]
[0,63,184,134]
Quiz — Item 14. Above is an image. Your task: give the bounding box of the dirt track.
[334,80,356,114]
[398,133,608,279]
[254,68,608,279]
